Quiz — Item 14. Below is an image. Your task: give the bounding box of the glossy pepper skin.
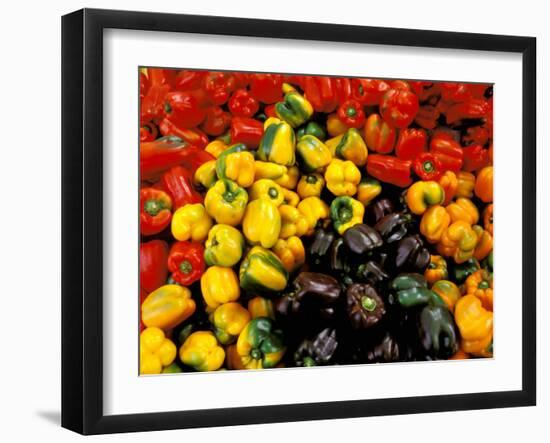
[330,196,365,234]
[248,179,284,207]
[296,121,327,141]
[297,197,330,235]
[272,236,306,273]
[275,272,341,319]
[257,118,296,166]
[282,188,300,207]
[203,71,236,105]
[446,197,479,225]
[303,77,339,113]
[462,144,489,172]
[167,241,205,286]
[200,266,240,309]
[215,144,255,188]
[452,258,481,284]
[351,78,390,106]
[395,128,427,160]
[327,113,348,137]
[140,240,169,293]
[249,73,284,104]
[437,221,479,264]
[418,302,459,359]
[171,203,213,242]
[308,227,337,270]
[355,261,389,288]
[204,179,248,226]
[228,89,259,117]
[140,327,177,374]
[205,139,229,158]
[413,153,443,181]
[140,188,173,236]
[432,279,461,311]
[337,99,366,128]
[424,255,448,284]
[242,198,281,248]
[239,246,289,294]
[194,160,217,189]
[204,224,245,267]
[164,90,206,128]
[483,204,494,236]
[475,166,493,203]
[438,171,458,205]
[236,317,286,369]
[158,119,210,150]
[456,171,476,198]
[356,177,382,206]
[279,204,309,239]
[294,328,338,367]
[141,284,196,329]
[275,84,314,128]
[465,269,493,311]
[324,159,361,196]
[179,331,225,371]
[429,132,463,172]
[161,165,203,209]
[392,235,431,273]
[248,296,275,320]
[230,117,264,148]
[374,212,412,244]
[454,294,493,357]
[296,135,332,173]
[327,128,368,166]
[364,114,396,154]
[200,106,231,136]
[346,283,386,330]
[253,161,287,182]
[297,173,325,199]
[210,302,251,344]
[406,181,445,215]
[343,224,383,255]
[274,165,300,189]
[379,88,419,129]
[367,155,412,187]
[420,205,451,243]
[391,274,445,308]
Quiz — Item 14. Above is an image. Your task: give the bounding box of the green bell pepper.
[239,246,289,294]
[275,84,314,128]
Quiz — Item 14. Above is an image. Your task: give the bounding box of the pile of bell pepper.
[139,68,494,374]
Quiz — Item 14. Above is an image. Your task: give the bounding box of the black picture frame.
[62,8,537,435]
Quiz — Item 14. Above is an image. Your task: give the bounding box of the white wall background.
[0,0,546,441]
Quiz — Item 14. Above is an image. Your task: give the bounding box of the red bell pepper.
[351,78,390,106]
[140,136,214,180]
[264,104,277,119]
[380,88,419,129]
[140,122,158,142]
[228,89,260,117]
[413,152,443,181]
[140,240,169,293]
[462,125,490,147]
[462,144,490,172]
[303,76,338,113]
[395,128,427,160]
[364,114,396,154]
[337,99,366,128]
[158,119,209,149]
[390,80,411,91]
[249,74,284,104]
[366,155,412,188]
[140,188,173,236]
[161,166,203,209]
[445,98,489,125]
[140,84,170,124]
[167,241,205,286]
[414,105,440,130]
[148,68,176,87]
[334,77,352,103]
[203,71,236,106]
[233,72,250,89]
[230,117,264,149]
[175,70,207,91]
[164,90,207,128]
[429,132,463,172]
[200,106,231,136]
[140,71,150,101]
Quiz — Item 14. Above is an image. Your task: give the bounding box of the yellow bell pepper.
[140,327,177,374]
[216,145,255,188]
[431,279,461,311]
[296,135,332,173]
[204,179,248,226]
[465,269,493,311]
[454,294,493,357]
[236,318,286,369]
[439,170,458,205]
[475,166,493,203]
[297,173,325,199]
[171,203,213,242]
[437,220,479,264]
[406,180,445,215]
[247,296,275,319]
[225,344,245,370]
[356,177,382,206]
[274,165,300,189]
[254,160,287,181]
[326,112,348,137]
[456,171,476,198]
[257,117,296,166]
[330,196,365,234]
[204,224,245,267]
[326,128,368,166]
[275,83,314,128]
[281,188,300,207]
[272,236,305,273]
[297,196,330,235]
[324,158,361,196]
[248,179,284,207]
[141,284,196,329]
[179,331,225,371]
[242,198,281,248]
[239,246,289,294]
[193,160,217,189]
[205,139,229,158]
[200,266,240,309]
[210,302,251,345]
[420,205,451,243]
[424,255,448,284]
[446,197,479,225]
[473,225,493,261]
[279,204,309,238]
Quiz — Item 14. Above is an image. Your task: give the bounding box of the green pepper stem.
[303,356,316,367]
[338,207,352,223]
[478,281,490,289]
[143,199,163,216]
[268,187,279,199]
[179,260,193,274]
[423,161,435,173]
[250,348,262,360]
[361,296,377,312]
[306,175,318,184]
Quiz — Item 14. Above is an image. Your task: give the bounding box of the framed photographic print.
[61,8,536,435]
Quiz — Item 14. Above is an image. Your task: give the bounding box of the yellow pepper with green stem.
[295,135,332,173]
[406,180,445,215]
[179,331,225,371]
[204,224,245,267]
[215,143,255,188]
[330,196,364,234]
[239,246,289,294]
[236,317,286,369]
[193,160,217,189]
[257,117,296,166]
[326,128,368,166]
[297,173,325,199]
[209,302,251,345]
[248,179,284,206]
[204,179,248,226]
